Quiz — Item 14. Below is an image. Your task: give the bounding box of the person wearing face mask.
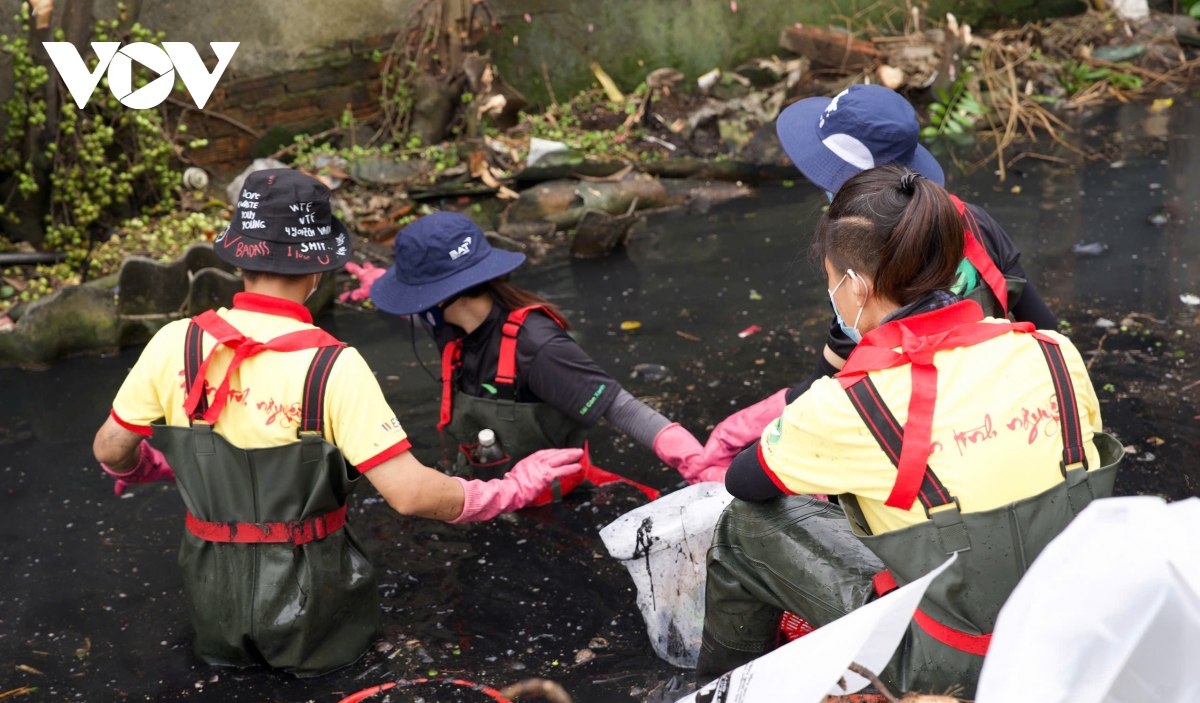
[695,84,1058,480]
[92,170,583,677]
[369,211,712,498]
[694,165,1122,696]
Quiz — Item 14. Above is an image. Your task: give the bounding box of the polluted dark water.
[3,100,1200,702]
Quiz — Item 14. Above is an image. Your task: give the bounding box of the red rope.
[337,677,513,703]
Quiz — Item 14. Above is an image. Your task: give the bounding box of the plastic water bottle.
[474,429,505,464]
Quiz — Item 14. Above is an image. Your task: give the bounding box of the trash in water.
[589,637,609,649]
[631,364,672,383]
[737,325,762,338]
[1072,242,1108,256]
[1095,318,1116,329]
[675,330,701,342]
[591,62,626,103]
[1148,211,1171,227]
[1149,97,1174,113]
[620,320,642,331]
[749,289,763,301]
[574,648,595,665]
[14,664,43,675]
[1181,294,1200,306]
[1109,160,1126,169]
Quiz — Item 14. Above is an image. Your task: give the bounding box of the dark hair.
[810,163,963,306]
[458,276,572,330]
[241,270,315,284]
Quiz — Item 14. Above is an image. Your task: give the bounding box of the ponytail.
[811,163,962,306]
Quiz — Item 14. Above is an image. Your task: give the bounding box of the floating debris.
[620,320,642,331]
[1181,294,1200,306]
[1073,242,1109,256]
[1095,318,1116,329]
[737,325,762,338]
[631,364,672,383]
[574,648,595,665]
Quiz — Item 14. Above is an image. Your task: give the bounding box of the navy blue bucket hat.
[776,83,944,194]
[370,211,526,315]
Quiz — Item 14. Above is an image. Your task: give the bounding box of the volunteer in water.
[368,212,713,498]
[91,170,583,677]
[698,85,1059,475]
[695,164,1123,696]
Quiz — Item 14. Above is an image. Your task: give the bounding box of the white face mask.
[304,275,321,303]
[828,269,867,343]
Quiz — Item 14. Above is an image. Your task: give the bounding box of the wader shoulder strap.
[844,377,969,555]
[495,305,565,386]
[184,320,210,423]
[438,339,463,431]
[301,345,345,435]
[1035,338,1093,513]
[950,194,1009,316]
[844,377,954,512]
[182,310,345,425]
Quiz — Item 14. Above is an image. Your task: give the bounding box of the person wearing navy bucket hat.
[92,170,584,677]
[691,84,1059,484]
[371,211,713,504]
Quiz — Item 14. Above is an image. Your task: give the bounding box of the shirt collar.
[232,292,313,324]
[461,303,506,349]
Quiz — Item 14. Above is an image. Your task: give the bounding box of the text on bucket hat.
[214,168,352,275]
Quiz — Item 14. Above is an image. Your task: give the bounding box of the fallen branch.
[167,98,264,139]
[269,126,345,160]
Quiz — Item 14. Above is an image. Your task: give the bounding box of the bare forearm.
[93,416,145,472]
[364,451,465,520]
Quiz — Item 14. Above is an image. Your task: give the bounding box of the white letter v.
[163,42,239,110]
[43,42,120,109]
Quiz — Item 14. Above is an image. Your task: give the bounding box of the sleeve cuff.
[357,438,412,472]
[757,443,797,495]
[111,409,153,437]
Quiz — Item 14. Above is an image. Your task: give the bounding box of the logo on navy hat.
[776,83,945,194]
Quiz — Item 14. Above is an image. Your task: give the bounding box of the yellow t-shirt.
[111,292,409,470]
[759,323,1103,534]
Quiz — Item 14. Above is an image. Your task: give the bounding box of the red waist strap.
[185,505,347,546]
[873,569,991,656]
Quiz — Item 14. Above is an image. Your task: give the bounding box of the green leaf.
[936,87,951,104]
[920,126,939,139]
[929,102,947,115]
[944,119,964,134]
[1191,2,1200,17]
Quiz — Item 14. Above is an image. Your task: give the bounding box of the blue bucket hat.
[370,211,526,315]
[776,83,944,194]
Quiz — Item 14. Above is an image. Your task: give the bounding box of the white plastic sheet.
[600,482,734,668]
[675,553,958,703]
[977,496,1200,703]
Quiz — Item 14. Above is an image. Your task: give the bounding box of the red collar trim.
[858,300,984,350]
[232,292,313,324]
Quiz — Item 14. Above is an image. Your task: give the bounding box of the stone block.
[0,285,120,366]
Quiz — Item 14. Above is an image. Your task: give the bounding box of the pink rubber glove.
[701,389,789,472]
[340,261,388,303]
[653,423,712,484]
[102,440,175,496]
[449,447,585,523]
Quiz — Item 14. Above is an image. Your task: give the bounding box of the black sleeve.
[966,203,1025,279]
[725,445,784,502]
[825,315,858,362]
[1010,281,1057,330]
[520,315,622,428]
[786,353,839,404]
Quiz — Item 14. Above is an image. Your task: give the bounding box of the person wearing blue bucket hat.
[691,85,1058,480]
[371,212,713,506]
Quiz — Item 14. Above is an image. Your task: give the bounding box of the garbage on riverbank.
[4,0,1200,333]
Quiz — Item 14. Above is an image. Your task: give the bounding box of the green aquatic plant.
[921,73,987,141]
